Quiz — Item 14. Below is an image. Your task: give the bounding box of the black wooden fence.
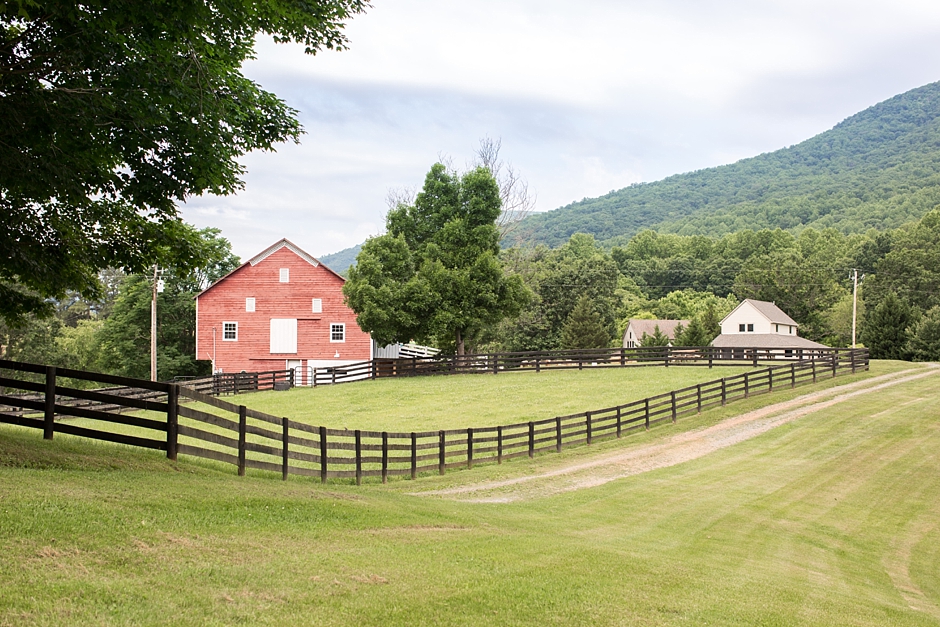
[0,349,869,484]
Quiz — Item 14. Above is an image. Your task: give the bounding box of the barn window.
[738,324,745,332]
[246,297,256,312]
[279,268,289,283]
[312,298,322,313]
[330,323,345,343]
[747,324,754,332]
[223,322,238,341]
[270,319,298,353]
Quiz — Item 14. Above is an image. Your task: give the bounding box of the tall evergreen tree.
[640,325,670,347]
[863,293,916,360]
[560,296,610,350]
[906,306,940,362]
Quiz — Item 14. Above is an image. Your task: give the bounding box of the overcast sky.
[179,0,940,260]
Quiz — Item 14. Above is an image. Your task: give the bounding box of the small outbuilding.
[711,299,827,351]
[622,319,689,348]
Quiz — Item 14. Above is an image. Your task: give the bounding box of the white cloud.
[178,0,940,259]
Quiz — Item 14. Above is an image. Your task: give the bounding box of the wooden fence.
[308,345,861,386]
[0,349,869,484]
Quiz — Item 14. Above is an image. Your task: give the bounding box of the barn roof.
[710,334,827,348]
[195,238,345,298]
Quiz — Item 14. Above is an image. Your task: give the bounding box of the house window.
[223,322,238,341]
[739,324,746,332]
[312,298,322,313]
[789,326,793,334]
[747,324,754,332]
[330,323,345,342]
[270,319,298,353]
[246,297,256,312]
[279,268,289,283]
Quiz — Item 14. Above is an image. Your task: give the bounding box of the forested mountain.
[506,80,940,248]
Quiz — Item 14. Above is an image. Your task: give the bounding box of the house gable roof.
[196,238,345,299]
[721,299,798,327]
[625,319,689,340]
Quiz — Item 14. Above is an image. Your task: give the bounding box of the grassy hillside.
[2,362,939,625]
[508,81,940,248]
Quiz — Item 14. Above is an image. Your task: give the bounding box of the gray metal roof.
[711,333,827,348]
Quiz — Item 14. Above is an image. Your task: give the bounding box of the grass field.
[209,365,756,431]
[1,361,939,626]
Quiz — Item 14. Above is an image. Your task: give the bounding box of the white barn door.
[270,319,298,354]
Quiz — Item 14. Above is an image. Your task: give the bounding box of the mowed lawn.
[224,365,755,431]
[1,361,939,626]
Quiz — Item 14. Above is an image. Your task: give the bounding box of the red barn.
[195,239,371,383]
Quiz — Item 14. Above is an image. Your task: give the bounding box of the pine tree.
[640,325,670,347]
[699,304,722,343]
[907,306,940,362]
[863,293,916,360]
[677,316,711,346]
[560,296,610,350]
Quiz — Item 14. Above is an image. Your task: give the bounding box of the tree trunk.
[456,329,465,356]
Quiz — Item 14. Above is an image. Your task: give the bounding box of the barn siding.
[196,244,371,374]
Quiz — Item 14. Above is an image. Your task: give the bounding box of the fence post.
[438,431,446,475]
[851,350,857,374]
[586,412,592,444]
[43,365,56,440]
[166,384,179,460]
[832,353,838,378]
[671,391,677,423]
[410,432,417,479]
[497,426,503,464]
[665,346,670,368]
[535,357,540,373]
[282,418,289,481]
[744,372,750,398]
[355,430,362,486]
[721,378,727,406]
[320,426,328,484]
[791,363,796,388]
[237,405,247,477]
[372,361,377,380]
[528,421,534,458]
[381,432,388,484]
[708,347,713,369]
[644,398,650,430]
[289,368,295,388]
[556,417,562,452]
[752,349,758,367]
[616,406,622,438]
[812,359,817,383]
[493,355,498,375]
[467,428,473,469]
[621,347,626,367]
[697,383,703,413]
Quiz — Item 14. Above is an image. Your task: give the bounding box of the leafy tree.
[906,306,940,362]
[699,303,723,342]
[345,164,529,355]
[862,293,916,360]
[560,297,610,350]
[640,325,670,347]
[865,209,940,313]
[1,0,367,325]
[674,316,711,347]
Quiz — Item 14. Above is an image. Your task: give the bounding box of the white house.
[622,319,689,348]
[711,299,827,350]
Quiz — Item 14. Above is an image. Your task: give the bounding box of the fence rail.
[0,349,869,484]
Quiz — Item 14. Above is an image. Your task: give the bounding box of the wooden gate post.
[355,430,362,486]
[497,426,503,464]
[237,405,247,477]
[282,418,289,481]
[381,432,388,484]
[166,383,179,460]
[43,365,56,440]
[319,426,328,484]
[438,431,446,475]
[467,428,473,469]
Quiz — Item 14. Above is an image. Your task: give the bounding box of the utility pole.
[151,265,158,381]
[851,268,859,349]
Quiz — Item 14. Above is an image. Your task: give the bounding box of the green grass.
[225,365,756,431]
[1,361,938,626]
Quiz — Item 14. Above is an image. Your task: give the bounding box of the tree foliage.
[862,293,916,360]
[906,306,940,362]
[344,164,529,355]
[0,0,367,324]
[560,296,609,350]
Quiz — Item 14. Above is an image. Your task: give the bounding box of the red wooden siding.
[196,244,370,374]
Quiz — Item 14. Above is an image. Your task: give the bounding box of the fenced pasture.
[0,348,868,484]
